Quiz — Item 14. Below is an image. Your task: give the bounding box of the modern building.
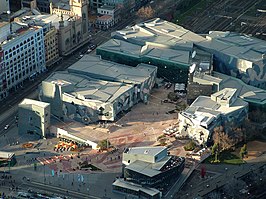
[193,71,266,110]
[0,0,10,15]
[97,18,212,83]
[40,55,157,123]
[0,21,46,100]
[41,71,134,123]
[67,55,157,103]
[113,146,185,198]
[178,88,249,145]
[18,98,50,138]
[197,31,266,90]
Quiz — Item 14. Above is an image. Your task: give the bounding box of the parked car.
[4,124,9,130]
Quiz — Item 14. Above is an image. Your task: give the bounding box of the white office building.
[0,22,46,100]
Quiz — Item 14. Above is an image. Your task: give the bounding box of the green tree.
[211,143,218,156]
[97,139,111,150]
[239,144,247,159]
[167,92,178,101]
[184,140,196,151]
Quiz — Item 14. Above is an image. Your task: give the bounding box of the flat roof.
[20,98,50,108]
[45,71,133,103]
[68,55,157,84]
[32,14,71,29]
[113,178,160,196]
[0,151,15,159]
[125,146,166,157]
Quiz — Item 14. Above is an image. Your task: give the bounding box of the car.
[4,125,9,130]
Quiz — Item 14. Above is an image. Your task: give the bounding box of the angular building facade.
[113,147,185,198]
[97,18,212,83]
[197,31,266,90]
[40,55,157,123]
[18,98,50,138]
[178,88,249,144]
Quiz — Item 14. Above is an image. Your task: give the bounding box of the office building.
[18,98,50,138]
[0,21,46,100]
[113,146,185,198]
[15,16,60,68]
[178,88,249,144]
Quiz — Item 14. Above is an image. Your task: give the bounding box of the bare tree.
[136,6,155,20]
[212,126,235,151]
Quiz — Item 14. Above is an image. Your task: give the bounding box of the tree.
[167,92,178,101]
[212,126,235,151]
[239,144,247,159]
[211,143,220,163]
[183,140,196,151]
[136,6,155,20]
[211,143,218,156]
[97,139,111,150]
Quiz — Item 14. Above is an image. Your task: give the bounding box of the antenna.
[192,51,196,58]
[189,63,196,73]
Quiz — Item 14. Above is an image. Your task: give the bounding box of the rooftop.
[213,72,266,105]
[98,38,191,66]
[20,98,50,108]
[125,156,184,177]
[68,55,157,84]
[97,15,112,21]
[124,146,166,157]
[45,72,133,103]
[112,18,206,51]
[183,88,248,128]
[113,178,161,196]
[198,31,266,63]
[0,151,15,159]
[98,5,116,11]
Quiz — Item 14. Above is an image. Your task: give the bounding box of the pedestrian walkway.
[180,162,266,198]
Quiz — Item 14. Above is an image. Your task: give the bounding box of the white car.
[4,124,9,130]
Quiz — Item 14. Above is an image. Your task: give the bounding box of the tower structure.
[69,0,88,36]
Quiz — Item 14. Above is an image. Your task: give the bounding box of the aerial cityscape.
[0,0,265,199]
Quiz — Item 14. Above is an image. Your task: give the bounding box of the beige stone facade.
[44,26,60,67]
[49,0,89,56]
